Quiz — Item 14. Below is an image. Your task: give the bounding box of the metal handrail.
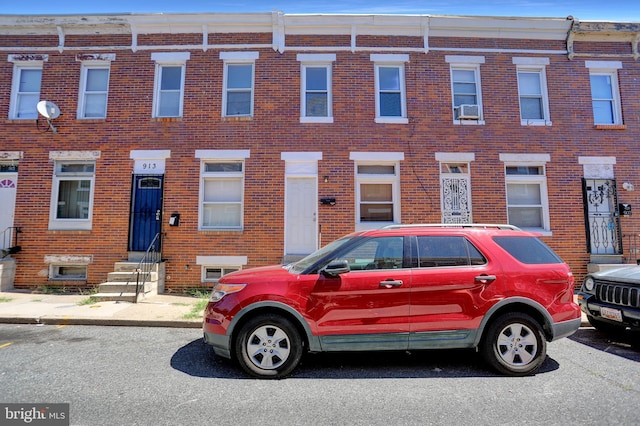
[134,232,162,303]
[1,226,22,258]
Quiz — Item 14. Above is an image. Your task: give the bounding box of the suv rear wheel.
[481,312,547,376]
[235,314,303,379]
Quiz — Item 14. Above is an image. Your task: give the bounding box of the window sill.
[521,120,552,127]
[454,119,485,126]
[4,118,36,124]
[300,117,334,124]
[198,228,244,233]
[594,124,626,130]
[375,117,408,124]
[518,227,552,237]
[77,118,106,123]
[152,117,183,123]
[222,116,253,122]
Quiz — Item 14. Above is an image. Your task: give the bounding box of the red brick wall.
[1,31,638,292]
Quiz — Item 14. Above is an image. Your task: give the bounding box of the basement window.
[202,266,240,283]
[50,265,88,281]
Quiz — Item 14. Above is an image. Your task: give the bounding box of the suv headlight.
[209,283,246,302]
[583,277,595,292]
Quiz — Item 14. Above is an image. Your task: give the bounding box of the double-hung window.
[501,154,551,233]
[50,159,96,230]
[197,150,250,230]
[78,58,112,119]
[371,54,408,124]
[351,152,404,230]
[446,56,485,124]
[221,52,258,117]
[586,61,623,125]
[8,55,47,119]
[151,52,189,118]
[298,54,335,123]
[514,58,551,125]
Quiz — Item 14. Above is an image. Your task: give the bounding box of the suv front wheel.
[235,314,303,379]
[481,312,547,376]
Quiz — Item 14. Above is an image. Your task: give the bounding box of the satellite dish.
[36,100,60,133]
[37,100,61,119]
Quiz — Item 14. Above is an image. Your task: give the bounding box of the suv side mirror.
[321,259,350,277]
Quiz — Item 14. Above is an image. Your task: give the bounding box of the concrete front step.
[107,270,159,282]
[98,281,153,294]
[93,292,138,303]
[94,281,158,303]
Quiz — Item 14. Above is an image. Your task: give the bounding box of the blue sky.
[2,0,639,22]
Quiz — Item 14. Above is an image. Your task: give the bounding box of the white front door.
[285,177,317,256]
[0,173,18,250]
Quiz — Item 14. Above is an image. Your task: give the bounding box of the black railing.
[1,226,22,258]
[134,232,162,303]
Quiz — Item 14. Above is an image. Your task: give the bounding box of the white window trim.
[77,60,111,119]
[9,62,44,120]
[196,256,248,283]
[221,52,258,118]
[446,55,485,126]
[586,61,623,125]
[371,54,408,124]
[49,160,96,231]
[516,66,551,126]
[298,54,336,124]
[151,52,190,118]
[353,157,402,231]
[501,154,551,235]
[197,150,250,231]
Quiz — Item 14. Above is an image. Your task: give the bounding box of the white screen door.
[285,177,317,256]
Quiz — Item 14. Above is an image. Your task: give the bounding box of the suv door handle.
[475,275,496,283]
[379,279,403,288]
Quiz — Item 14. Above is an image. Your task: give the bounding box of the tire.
[587,315,627,336]
[481,312,547,376]
[234,314,303,379]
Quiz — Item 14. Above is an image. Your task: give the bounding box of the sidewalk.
[0,290,203,328]
[0,290,589,328]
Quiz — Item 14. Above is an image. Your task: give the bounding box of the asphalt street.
[0,324,638,425]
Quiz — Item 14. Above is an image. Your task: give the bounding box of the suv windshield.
[288,236,354,274]
[493,236,562,264]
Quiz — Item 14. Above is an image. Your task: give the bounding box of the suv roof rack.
[381,223,522,231]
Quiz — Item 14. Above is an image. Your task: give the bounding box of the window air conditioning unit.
[456,104,479,120]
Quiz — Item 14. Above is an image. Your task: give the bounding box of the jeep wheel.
[481,313,546,376]
[235,314,303,379]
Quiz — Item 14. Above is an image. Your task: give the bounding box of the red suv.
[203,224,581,378]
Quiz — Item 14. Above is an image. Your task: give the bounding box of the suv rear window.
[493,236,562,264]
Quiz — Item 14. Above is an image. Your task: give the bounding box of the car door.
[409,234,503,349]
[309,236,411,351]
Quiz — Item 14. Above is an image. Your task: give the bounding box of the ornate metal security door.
[582,178,622,255]
[441,174,471,224]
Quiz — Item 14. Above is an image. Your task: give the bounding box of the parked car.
[578,266,640,334]
[203,224,581,379]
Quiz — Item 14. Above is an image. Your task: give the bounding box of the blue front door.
[129,175,163,252]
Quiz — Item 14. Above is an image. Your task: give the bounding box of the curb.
[0,316,203,328]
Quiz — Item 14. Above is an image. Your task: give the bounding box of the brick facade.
[0,12,638,292]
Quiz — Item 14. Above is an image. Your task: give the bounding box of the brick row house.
[0,12,639,295]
